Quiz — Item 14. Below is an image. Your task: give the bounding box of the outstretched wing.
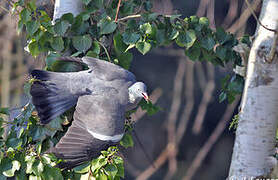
[49,89,128,169]
[55,56,136,82]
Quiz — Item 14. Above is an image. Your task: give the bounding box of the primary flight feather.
[30,56,149,169]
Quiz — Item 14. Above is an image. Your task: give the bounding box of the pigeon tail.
[47,120,116,169]
[30,70,78,124]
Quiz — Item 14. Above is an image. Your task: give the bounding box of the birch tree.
[228,0,278,178]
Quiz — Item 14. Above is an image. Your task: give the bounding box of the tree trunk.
[53,0,83,21]
[228,0,278,179]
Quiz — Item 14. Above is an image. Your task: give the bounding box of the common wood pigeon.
[30,57,149,169]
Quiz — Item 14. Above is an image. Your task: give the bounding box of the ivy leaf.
[91,41,101,55]
[51,37,64,52]
[176,30,196,48]
[185,44,201,61]
[20,8,31,23]
[26,21,40,35]
[136,41,151,55]
[199,17,209,27]
[201,36,215,50]
[120,133,134,148]
[73,161,90,173]
[72,34,92,52]
[114,33,128,53]
[140,23,152,34]
[32,160,44,176]
[98,18,117,35]
[61,13,74,24]
[3,160,21,177]
[117,52,133,69]
[54,20,70,36]
[122,32,140,45]
[41,166,63,180]
[28,41,40,57]
[105,164,118,178]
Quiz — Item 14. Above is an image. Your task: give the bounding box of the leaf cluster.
[2,0,250,178]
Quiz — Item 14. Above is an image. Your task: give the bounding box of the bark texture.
[53,0,83,21]
[228,0,278,179]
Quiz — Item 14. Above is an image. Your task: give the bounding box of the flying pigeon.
[30,56,149,169]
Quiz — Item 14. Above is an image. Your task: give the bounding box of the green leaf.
[29,175,42,180]
[91,41,101,54]
[185,45,201,61]
[122,32,140,45]
[32,160,44,176]
[136,41,151,55]
[176,30,196,48]
[54,20,70,36]
[117,52,133,69]
[141,13,158,21]
[215,46,227,60]
[105,164,118,178]
[98,18,117,35]
[73,161,90,173]
[61,13,74,24]
[3,160,20,177]
[120,133,134,148]
[139,100,160,115]
[91,156,107,172]
[45,52,61,69]
[114,33,128,53]
[6,138,22,149]
[51,61,84,72]
[201,36,215,50]
[41,166,63,180]
[72,34,92,52]
[199,17,209,27]
[140,23,152,34]
[26,21,40,35]
[51,37,64,52]
[20,9,31,23]
[0,108,9,115]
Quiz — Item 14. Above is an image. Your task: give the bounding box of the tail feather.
[30,70,78,124]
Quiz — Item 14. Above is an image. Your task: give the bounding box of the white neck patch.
[87,129,124,142]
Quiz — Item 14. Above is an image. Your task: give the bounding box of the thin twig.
[183,97,240,180]
[98,41,111,62]
[245,0,277,33]
[133,130,155,168]
[114,0,122,22]
[136,149,168,180]
[227,0,261,33]
[164,59,186,180]
[221,0,239,29]
[192,63,215,134]
[0,5,9,12]
[176,59,195,143]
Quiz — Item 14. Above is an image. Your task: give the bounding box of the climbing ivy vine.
[0,0,248,179]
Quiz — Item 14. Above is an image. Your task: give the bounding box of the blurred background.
[0,0,259,179]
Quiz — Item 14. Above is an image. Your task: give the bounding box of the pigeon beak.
[142,92,149,102]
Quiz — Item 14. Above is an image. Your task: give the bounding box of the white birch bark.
[53,0,83,21]
[228,0,278,179]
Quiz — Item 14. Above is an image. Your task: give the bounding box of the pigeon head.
[129,82,149,102]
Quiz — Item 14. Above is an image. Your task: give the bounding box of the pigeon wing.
[52,56,136,82]
[50,88,128,169]
[81,57,136,82]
